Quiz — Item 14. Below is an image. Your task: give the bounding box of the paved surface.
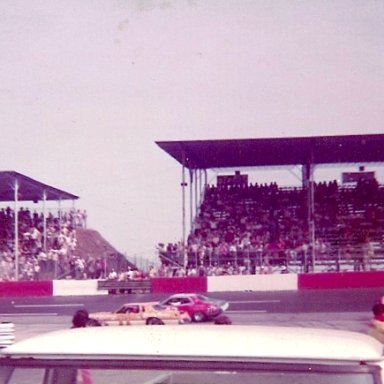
[7,311,372,344]
[233,311,371,332]
[2,289,377,344]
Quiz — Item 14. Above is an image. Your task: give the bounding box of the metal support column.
[302,161,316,271]
[189,169,194,233]
[14,179,19,280]
[194,169,198,219]
[181,157,187,267]
[42,190,47,252]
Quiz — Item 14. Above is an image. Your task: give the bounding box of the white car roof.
[2,325,383,363]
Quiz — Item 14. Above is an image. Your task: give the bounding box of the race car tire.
[192,311,205,322]
[146,318,164,325]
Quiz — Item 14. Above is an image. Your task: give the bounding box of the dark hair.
[372,303,384,317]
[86,317,102,327]
[72,309,90,328]
[214,315,232,325]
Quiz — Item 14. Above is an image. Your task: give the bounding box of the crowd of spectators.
[0,207,89,281]
[2,176,383,281]
[158,177,384,274]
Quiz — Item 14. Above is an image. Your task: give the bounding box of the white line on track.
[13,304,83,308]
[0,313,58,316]
[229,300,280,304]
[227,310,267,313]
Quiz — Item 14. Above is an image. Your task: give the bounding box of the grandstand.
[156,134,384,275]
[0,171,134,281]
[1,134,384,281]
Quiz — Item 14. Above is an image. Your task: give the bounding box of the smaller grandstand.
[0,171,135,281]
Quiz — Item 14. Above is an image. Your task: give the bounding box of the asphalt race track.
[0,287,382,342]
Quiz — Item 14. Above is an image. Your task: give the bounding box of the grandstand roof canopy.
[156,133,384,170]
[0,171,78,202]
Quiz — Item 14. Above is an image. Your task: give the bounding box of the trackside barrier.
[151,277,207,294]
[53,279,107,296]
[0,281,53,297]
[0,272,384,297]
[97,279,151,294]
[207,274,298,292]
[298,271,384,289]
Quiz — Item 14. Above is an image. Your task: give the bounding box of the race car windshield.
[195,294,214,301]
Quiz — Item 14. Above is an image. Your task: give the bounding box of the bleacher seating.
[158,179,384,275]
[0,208,132,281]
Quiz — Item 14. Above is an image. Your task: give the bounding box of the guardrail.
[0,271,383,297]
[96,279,152,294]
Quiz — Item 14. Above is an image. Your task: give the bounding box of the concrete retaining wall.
[207,274,298,292]
[0,281,52,297]
[151,277,207,294]
[0,271,384,296]
[53,279,107,296]
[298,271,384,289]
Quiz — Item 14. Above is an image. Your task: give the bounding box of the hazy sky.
[0,0,383,264]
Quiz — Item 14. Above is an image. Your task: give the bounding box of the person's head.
[372,303,384,320]
[72,309,89,328]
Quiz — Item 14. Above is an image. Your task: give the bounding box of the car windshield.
[195,294,216,302]
[153,304,168,310]
[0,364,377,384]
[115,305,140,313]
[115,306,133,314]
